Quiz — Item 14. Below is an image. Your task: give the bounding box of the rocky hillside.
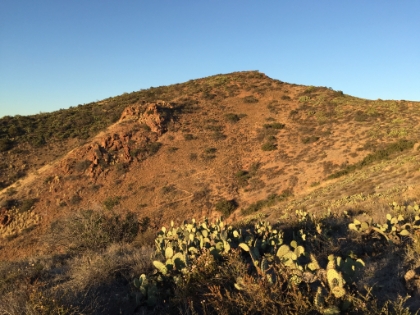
[1,71,420,259]
[1,71,420,314]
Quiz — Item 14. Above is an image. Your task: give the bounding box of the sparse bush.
[183,133,195,140]
[242,191,292,215]
[48,209,139,252]
[261,142,277,151]
[235,170,252,187]
[189,153,198,161]
[145,142,162,155]
[263,122,285,130]
[212,131,227,141]
[69,194,82,205]
[19,198,38,212]
[328,139,415,179]
[201,147,217,160]
[242,95,259,103]
[103,196,121,210]
[115,162,129,175]
[224,113,240,123]
[205,147,217,154]
[215,198,237,217]
[302,136,320,144]
[0,138,13,152]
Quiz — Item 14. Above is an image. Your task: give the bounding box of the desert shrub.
[302,135,320,144]
[328,139,415,179]
[145,142,162,155]
[201,148,217,161]
[115,162,129,175]
[103,196,121,210]
[132,142,163,158]
[205,124,223,132]
[261,142,277,151]
[281,95,291,100]
[183,133,195,140]
[0,138,13,152]
[354,110,369,122]
[263,122,285,130]
[32,135,46,147]
[235,170,252,187]
[161,185,176,195]
[0,198,18,210]
[189,153,198,161]
[242,95,259,103]
[138,123,151,132]
[224,113,240,123]
[19,198,38,212]
[241,191,292,215]
[215,198,237,217]
[48,209,139,252]
[212,131,227,141]
[69,194,82,205]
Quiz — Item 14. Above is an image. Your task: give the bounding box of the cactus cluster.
[133,274,158,307]
[154,218,241,267]
[349,202,420,242]
[136,216,365,310]
[0,207,41,239]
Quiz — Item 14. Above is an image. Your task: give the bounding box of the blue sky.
[1,1,419,118]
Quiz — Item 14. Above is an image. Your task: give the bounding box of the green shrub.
[328,139,415,179]
[0,138,13,152]
[49,209,139,252]
[243,95,259,103]
[212,131,227,141]
[241,191,292,215]
[205,147,217,154]
[201,149,217,161]
[302,136,320,144]
[189,153,198,161]
[235,170,252,187]
[69,194,82,205]
[215,198,238,216]
[263,122,285,130]
[224,113,240,123]
[103,196,121,210]
[19,198,38,212]
[146,142,162,155]
[183,133,195,140]
[261,142,277,151]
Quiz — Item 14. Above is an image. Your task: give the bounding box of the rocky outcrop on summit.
[119,101,173,135]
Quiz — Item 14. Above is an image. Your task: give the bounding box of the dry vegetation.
[1,71,420,313]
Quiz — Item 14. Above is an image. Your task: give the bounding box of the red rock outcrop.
[54,101,172,180]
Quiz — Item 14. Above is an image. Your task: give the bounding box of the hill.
[1,71,420,314]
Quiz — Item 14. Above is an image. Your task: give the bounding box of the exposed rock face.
[119,101,173,136]
[56,101,172,179]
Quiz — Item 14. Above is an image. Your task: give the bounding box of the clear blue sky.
[1,1,419,118]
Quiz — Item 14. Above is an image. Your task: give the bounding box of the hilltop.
[1,71,420,314]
